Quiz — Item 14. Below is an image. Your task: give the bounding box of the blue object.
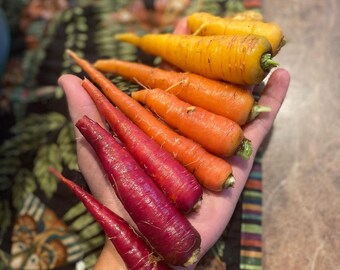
[0,8,11,78]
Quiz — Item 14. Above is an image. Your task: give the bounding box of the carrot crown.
[248,103,272,122]
[261,53,279,71]
[236,138,253,160]
[224,175,235,189]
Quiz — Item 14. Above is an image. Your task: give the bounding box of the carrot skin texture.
[49,168,171,270]
[81,78,203,214]
[187,12,284,56]
[229,10,264,21]
[67,49,235,192]
[115,32,274,85]
[131,88,244,157]
[93,58,254,125]
[76,116,201,266]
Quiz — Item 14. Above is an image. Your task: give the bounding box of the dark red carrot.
[81,78,202,214]
[76,115,201,267]
[49,167,171,270]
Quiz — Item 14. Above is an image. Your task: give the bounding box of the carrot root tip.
[191,22,208,36]
[115,32,141,46]
[223,175,236,189]
[236,138,253,160]
[260,53,279,71]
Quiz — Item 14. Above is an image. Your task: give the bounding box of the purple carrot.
[75,115,201,267]
[81,77,202,214]
[49,167,171,270]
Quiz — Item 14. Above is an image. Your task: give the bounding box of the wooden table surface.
[261,0,340,269]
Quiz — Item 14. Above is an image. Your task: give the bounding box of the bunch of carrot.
[67,49,235,192]
[113,11,284,85]
[49,11,286,269]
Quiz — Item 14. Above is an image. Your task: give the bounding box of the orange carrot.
[94,58,270,125]
[131,88,252,159]
[81,78,203,214]
[66,49,235,191]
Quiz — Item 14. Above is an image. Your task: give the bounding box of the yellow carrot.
[187,12,285,56]
[115,32,278,85]
[229,10,263,21]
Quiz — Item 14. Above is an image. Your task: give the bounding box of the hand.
[58,19,290,270]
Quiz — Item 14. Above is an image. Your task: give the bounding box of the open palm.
[58,18,290,270]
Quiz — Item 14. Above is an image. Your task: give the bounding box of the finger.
[243,68,290,150]
[58,74,113,202]
[58,74,105,130]
[186,69,290,263]
[173,17,190,34]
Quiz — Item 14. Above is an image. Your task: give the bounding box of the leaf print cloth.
[0,1,263,269]
[5,194,83,269]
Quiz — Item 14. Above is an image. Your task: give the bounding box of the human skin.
[58,18,290,270]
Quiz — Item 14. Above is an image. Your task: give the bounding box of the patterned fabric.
[240,158,263,270]
[8,194,84,269]
[0,1,263,269]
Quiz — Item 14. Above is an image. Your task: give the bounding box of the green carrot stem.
[261,53,279,71]
[248,104,272,122]
[236,138,253,160]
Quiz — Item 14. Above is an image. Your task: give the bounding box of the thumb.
[243,68,290,150]
[58,74,111,202]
